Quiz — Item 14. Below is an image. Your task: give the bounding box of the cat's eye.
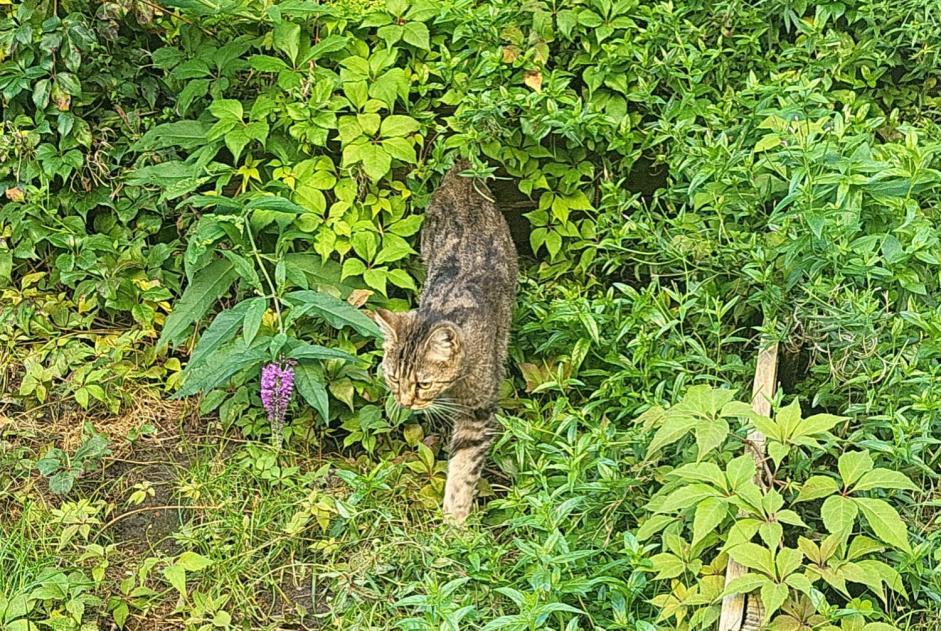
[417,380,432,389]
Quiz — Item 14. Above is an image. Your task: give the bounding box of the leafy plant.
[35,425,110,494]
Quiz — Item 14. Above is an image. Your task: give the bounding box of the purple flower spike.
[260,361,295,424]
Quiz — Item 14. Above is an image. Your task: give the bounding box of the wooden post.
[718,340,779,631]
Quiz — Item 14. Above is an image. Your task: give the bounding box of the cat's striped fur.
[374,160,518,524]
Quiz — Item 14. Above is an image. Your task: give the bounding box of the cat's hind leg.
[443,410,495,524]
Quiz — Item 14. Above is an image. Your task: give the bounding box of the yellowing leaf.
[523,70,543,92]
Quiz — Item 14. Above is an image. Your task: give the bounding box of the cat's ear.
[373,308,401,343]
[424,322,462,363]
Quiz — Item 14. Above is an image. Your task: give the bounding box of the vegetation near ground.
[2,0,941,629]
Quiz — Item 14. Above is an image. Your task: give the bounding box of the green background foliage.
[2,0,940,628]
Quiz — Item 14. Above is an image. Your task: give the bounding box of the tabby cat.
[374,160,518,524]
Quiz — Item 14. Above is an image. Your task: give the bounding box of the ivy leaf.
[852,468,918,492]
[158,259,237,349]
[692,497,727,546]
[796,475,840,502]
[722,573,767,596]
[646,414,697,456]
[821,495,858,538]
[760,582,789,622]
[727,543,775,576]
[402,22,430,49]
[649,553,685,580]
[838,451,874,488]
[855,497,912,553]
[359,144,391,181]
[380,115,420,138]
[695,417,728,461]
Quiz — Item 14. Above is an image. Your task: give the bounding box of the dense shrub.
[2,0,940,628]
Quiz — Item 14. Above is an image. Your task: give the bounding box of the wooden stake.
[718,340,779,631]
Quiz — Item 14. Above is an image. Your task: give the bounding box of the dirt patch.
[257,566,330,629]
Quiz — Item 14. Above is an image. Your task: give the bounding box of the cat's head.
[373,308,465,409]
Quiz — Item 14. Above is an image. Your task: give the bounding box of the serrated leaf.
[722,573,768,596]
[695,417,728,460]
[822,495,858,537]
[727,543,775,576]
[855,497,911,553]
[646,414,696,456]
[797,413,846,437]
[287,342,356,362]
[285,290,380,337]
[655,483,720,513]
[636,514,674,542]
[189,300,253,367]
[649,553,685,579]
[853,468,918,492]
[760,582,789,622]
[158,259,237,349]
[380,114,420,137]
[775,547,803,578]
[796,475,840,502]
[692,497,727,546]
[838,451,874,488]
[402,21,429,49]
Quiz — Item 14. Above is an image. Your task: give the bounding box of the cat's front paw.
[443,499,470,526]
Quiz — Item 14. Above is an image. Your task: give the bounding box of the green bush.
[2,0,941,628]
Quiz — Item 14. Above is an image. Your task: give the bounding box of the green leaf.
[241,297,266,345]
[359,144,392,181]
[287,342,356,363]
[285,290,380,337]
[775,547,803,578]
[163,565,186,595]
[768,440,789,468]
[821,495,858,537]
[670,462,726,489]
[636,514,674,542]
[158,259,237,349]
[646,415,697,456]
[838,451,874,488]
[295,362,329,422]
[654,484,720,513]
[853,468,918,492]
[727,543,775,576]
[363,268,388,295]
[177,551,213,571]
[301,34,349,63]
[722,573,767,596]
[692,497,727,546]
[273,21,300,64]
[220,250,263,294]
[649,553,685,580]
[694,417,728,460]
[189,300,254,367]
[173,339,267,398]
[381,137,417,163]
[796,475,841,502]
[759,582,788,621]
[134,120,210,151]
[380,115,420,138]
[855,497,912,553]
[797,413,846,436]
[209,99,243,123]
[401,21,430,49]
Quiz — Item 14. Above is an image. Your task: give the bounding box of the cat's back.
[420,162,517,294]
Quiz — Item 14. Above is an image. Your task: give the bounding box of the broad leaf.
[855,497,911,553]
[285,290,381,337]
[853,468,918,492]
[295,362,330,422]
[796,476,840,502]
[821,495,858,537]
[692,497,727,546]
[838,451,874,488]
[158,259,237,349]
[727,543,774,576]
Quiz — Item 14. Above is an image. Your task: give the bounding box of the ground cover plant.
[2,0,941,628]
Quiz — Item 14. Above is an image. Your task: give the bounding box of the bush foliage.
[2,0,941,628]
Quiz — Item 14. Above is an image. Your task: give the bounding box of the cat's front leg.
[443,412,494,524]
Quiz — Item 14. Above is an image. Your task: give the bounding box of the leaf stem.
[244,220,285,336]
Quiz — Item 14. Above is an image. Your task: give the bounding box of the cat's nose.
[399,392,415,407]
